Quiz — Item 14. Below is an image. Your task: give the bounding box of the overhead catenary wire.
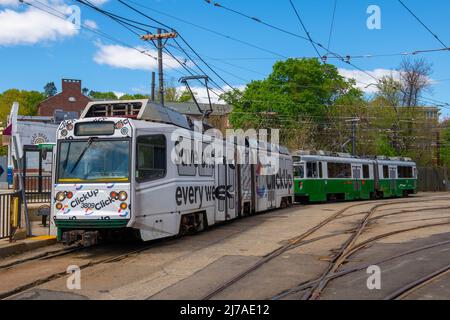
[122,0,289,59]
[288,0,324,62]
[117,0,236,91]
[113,0,450,62]
[21,0,222,100]
[72,0,227,96]
[326,0,338,51]
[398,0,448,49]
[204,0,383,84]
[203,1,450,109]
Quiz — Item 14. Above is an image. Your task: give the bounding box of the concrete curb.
[0,236,57,259]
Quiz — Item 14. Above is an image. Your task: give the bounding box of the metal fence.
[0,191,22,240]
[23,175,52,203]
[417,167,449,192]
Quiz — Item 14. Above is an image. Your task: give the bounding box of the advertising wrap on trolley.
[51,117,133,243]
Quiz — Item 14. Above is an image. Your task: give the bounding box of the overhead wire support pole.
[349,118,360,156]
[141,30,178,106]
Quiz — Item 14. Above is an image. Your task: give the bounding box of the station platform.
[0,219,55,259]
[0,234,57,259]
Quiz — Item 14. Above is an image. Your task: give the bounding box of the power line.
[203,1,381,84]
[326,0,338,51]
[288,0,323,62]
[121,0,289,59]
[117,0,236,91]
[204,1,450,108]
[72,0,227,95]
[398,0,448,49]
[22,0,202,94]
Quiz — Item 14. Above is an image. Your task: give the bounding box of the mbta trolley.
[50,100,293,245]
[293,151,417,203]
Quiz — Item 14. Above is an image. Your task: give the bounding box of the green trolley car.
[293,151,417,203]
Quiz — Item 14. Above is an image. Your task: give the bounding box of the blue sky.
[0,0,449,117]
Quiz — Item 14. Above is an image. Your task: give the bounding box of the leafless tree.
[398,58,432,107]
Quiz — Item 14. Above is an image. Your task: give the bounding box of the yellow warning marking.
[29,236,57,241]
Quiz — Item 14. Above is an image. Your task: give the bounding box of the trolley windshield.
[57,138,130,183]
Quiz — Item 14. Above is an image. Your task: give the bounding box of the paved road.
[2,192,449,300]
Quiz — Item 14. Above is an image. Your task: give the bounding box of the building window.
[136,135,166,182]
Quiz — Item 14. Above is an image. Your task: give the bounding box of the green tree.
[44,82,57,97]
[164,87,179,102]
[0,89,45,155]
[119,94,149,100]
[441,120,450,170]
[178,90,195,103]
[223,58,364,148]
[88,91,118,100]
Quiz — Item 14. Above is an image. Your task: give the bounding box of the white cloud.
[176,84,246,104]
[93,43,184,71]
[83,19,98,30]
[339,68,401,94]
[88,0,108,5]
[0,0,20,7]
[0,2,79,45]
[113,91,125,98]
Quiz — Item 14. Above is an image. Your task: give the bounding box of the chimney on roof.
[62,78,82,94]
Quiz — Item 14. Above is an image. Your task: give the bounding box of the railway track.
[384,264,450,300]
[2,195,449,300]
[1,213,252,300]
[201,196,450,300]
[272,238,450,300]
[0,243,158,300]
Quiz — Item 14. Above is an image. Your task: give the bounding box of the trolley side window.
[383,165,389,179]
[327,162,351,179]
[136,135,167,182]
[294,164,305,178]
[398,166,413,178]
[306,162,318,178]
[363,164,370,179]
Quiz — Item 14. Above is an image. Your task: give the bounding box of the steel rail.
[384,264,450,300]
[201,196,449,300]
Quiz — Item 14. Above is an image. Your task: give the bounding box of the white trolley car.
[50,100,293,245]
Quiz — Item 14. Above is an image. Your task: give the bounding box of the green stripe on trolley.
[55,219,129,229]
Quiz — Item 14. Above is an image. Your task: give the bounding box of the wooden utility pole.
[151,71,156,102]
[141,29,177,107]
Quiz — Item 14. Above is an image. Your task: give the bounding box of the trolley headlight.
[118,191,128,201]
[56,192,66,201]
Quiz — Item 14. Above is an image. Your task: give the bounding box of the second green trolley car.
[293,152,417,203]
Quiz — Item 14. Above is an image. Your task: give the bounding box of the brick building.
[38,79,91,117]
